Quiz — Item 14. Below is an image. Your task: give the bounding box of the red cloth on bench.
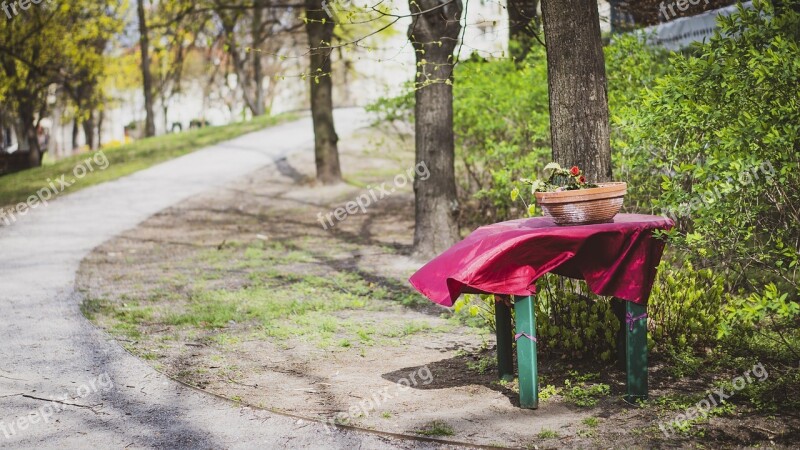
[409,214,673,306]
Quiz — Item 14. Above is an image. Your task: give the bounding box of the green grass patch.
[0,113,294,208]
[414,420,454,437]
[537,429,559,439]
[563,380,610,407]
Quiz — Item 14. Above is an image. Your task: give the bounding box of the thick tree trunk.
[508,0,540,61]
[137,0,156,138]
[541,0,611,182]
[305,0,341,184]
[408,0,462,259]
[251,0,266,116]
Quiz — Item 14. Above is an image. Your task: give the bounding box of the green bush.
[453,275,620,361]
[452,50,552,225]
[606,34,673,212]
[620,0,800,302]
[648,259,725,350]
[534,275,619,361]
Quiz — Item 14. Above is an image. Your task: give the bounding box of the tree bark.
[541,0,611,182]
[305,0,341,184]
[252,0,266,116]
[72,117,80,150]
[97,109,104,146]
[137,0,156,137]
[82,111,96,150]
[17,102,41,167]
[508,0,539,61]
[408,0,462,259]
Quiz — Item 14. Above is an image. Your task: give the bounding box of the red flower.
[570,166,580,176]
[579,175,586,184]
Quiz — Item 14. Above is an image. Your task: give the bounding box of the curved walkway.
[0,109,452,449]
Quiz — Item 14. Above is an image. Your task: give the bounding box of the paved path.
[0,109,454,449]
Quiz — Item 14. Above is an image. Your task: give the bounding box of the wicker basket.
[534,182,627,225]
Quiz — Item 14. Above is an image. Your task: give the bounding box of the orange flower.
[570,166,580,176]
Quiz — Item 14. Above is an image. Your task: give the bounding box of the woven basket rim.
[535,182,627,205]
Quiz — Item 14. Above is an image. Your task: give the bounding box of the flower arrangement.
[511,162,626,225]
[511,163,597,214]
[522,162,597,193]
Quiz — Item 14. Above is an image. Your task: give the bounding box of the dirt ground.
[76,127,799,449]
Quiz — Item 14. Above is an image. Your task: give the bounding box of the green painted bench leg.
[514,295,538,409]
[494,297,514,381]
[624,301,648,403]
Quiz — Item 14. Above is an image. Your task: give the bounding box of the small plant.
[520,162,597,193]
[381,411,392,419]
[564,380,611,407]
[539,384,562,401]
[582,417,599,428]
[466,355,495,375]
[511,163,598,216]
[414,420,455,437]
[537,428,559,439]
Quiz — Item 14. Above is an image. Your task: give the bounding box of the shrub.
[647,259,726,351]
[620,0,800,301]
[453,275,620,361]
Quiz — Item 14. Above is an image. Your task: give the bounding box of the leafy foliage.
[621,1,800,301]
[648,259,725,350]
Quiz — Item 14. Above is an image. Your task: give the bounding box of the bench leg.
[611,298,627,372]
[514,295,538,409]
[494,297,514,381]
[624,301,648,403]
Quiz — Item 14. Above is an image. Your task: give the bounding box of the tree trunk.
[305,0,341,184]
[83,111,96,150]
[137,0,156,138]
[72,117,80,150]
[508,0,540,61]
[541,0,611,182]
[251,0,266,116]
[408,0,462,259]
[97,109,104,146]
[17,103,41,168]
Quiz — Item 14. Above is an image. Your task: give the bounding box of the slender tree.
[137,0,157,137]
[251,0,267,116]
[508,0,539,61]
[305,0,342,184]
[408,0,463,259]
[540,0,611,182]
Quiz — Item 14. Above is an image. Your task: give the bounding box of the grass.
[414,420,454,437]
[582,417,599,428]
[0,112,295,208]
[537,429,559,439]
[83,238,444,349]
[563,380,611,407]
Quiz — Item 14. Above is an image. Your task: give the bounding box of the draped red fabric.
[409,214,673,306]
